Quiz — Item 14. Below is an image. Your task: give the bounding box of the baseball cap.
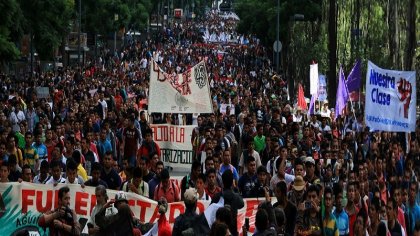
[115,191,128,204]
[305,156,315,166]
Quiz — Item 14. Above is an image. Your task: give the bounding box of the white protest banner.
[309,63,319,95]
[148,60,213,113]
[150,124,195,171]
[317,75,327,101]
[365,61,416,132]
[219,104,235,115]
[0,182,264,235]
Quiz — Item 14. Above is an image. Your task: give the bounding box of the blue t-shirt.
[407,203,420,234]
[219,164,239,181]
[333,209,349,236]
[32,142,48,160]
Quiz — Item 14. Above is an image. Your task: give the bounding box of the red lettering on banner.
[90,195,97,214]
[128,199,136,207]
[170,127,175,142]
[137,200,152,222]
[22,189,36,213]
[54,190,59,209]
[169,203,185,223]
[244,200,260,232]
[36,190,53,213]
[148,207,160,223]
[152,126,159,141]
[179,128,185,143]
[75,192,89,215]
[196,201,205,213]
[162,126,168,141]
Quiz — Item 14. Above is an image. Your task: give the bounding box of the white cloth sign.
[148,60,213,113]
[365,61,416,132]
[309,63,319,95]
[150,124,195,171]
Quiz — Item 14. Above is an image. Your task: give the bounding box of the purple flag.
[335,66,349,119]
[346,60,361,92]
[309,93,317,115]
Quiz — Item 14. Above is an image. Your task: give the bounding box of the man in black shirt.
[387,198,405,236]
[85,162,108,188]
[212,170,244,236]
[101,151,121,190]
[273,180,297,236]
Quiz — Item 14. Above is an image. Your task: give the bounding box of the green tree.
[0,0,24,63]
[19,0,74,60]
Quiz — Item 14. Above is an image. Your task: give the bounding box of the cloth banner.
[317,75,327,102]
[0,183,265,235]
[150,124,195,171]
[309,63,319,95]
[365,61,416,132]
[148,60,213,113]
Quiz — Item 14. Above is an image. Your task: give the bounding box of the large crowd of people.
[0,10,420,236]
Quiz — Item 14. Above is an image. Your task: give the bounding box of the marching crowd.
[0,10,420,236]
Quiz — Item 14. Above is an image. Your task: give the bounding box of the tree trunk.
[328,0,337,107]
[404,0,415,70]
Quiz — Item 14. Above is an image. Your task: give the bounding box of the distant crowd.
[0,9,420,236]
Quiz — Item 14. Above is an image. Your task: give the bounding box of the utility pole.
[276,0,279,74]
[78,0,81,67]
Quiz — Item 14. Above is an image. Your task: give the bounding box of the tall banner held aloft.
[148,60,213,113]
[365,61,416,132]
[309,63,319,95]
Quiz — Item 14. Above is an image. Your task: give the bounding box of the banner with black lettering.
[148,60,213,113]
[365,61,416,132]
[0,183,265,235]
[150,124,194,171]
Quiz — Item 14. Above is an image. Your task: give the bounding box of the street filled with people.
[0,10,420,236]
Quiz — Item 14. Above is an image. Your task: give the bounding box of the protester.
[122,166,149,197]
[0,8,419,236]
[212,170,245,236]
[87,185,107,235]
[95,191,141,236]
[38,186,81,235]
[172,188,199,236]
[153,168,180,203]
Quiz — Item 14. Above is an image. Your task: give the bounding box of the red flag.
[297,83,307,110]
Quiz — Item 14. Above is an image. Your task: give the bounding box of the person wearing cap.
[293,107,303,123]
[288,175,306,206]
[304,156,320,185]
[172,188,199,236]
[95,191,141,236]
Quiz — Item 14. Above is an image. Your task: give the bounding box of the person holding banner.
[38,186,81,236]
